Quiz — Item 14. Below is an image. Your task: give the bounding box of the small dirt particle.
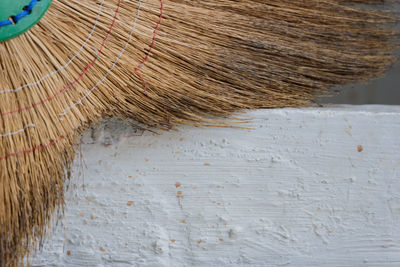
[177,191,184,199]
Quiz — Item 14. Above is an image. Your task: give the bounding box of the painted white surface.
[31,106,400,267]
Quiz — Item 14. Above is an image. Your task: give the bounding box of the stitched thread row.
[0,0,106,94]
[0,136,65,160]
[0,0,139,138]
[0,124,35,137]
[0,0,122,117]
[1,0,164,160]
[59,0,144,117]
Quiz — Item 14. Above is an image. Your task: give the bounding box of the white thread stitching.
[0,0,105,94]
[59,0,143,117]
[0,0,106,136]
[0,0,142,137]
[0,124,35,137]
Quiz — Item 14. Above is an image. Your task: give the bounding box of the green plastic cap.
[0,0,52,42]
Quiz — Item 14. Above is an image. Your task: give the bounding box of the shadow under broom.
[0,0,399,265]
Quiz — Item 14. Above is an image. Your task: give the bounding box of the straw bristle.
[0,0,399,265]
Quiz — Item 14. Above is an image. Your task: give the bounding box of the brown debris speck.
[175,182,181,188]
[177,191,184,199]
[357,145,364,152]
[99,247,105,252]
[127,201,134,206]
[66,250,71,256]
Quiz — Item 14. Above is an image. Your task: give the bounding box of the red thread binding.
[0,0,122,117]
[0,136,65,160]
[1,0,164,160]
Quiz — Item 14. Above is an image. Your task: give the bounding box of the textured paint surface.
[30,106,400,266]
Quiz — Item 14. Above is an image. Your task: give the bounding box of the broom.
[0,0,399,265]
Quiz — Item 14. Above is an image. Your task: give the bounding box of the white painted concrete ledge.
[31,105,400,267]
